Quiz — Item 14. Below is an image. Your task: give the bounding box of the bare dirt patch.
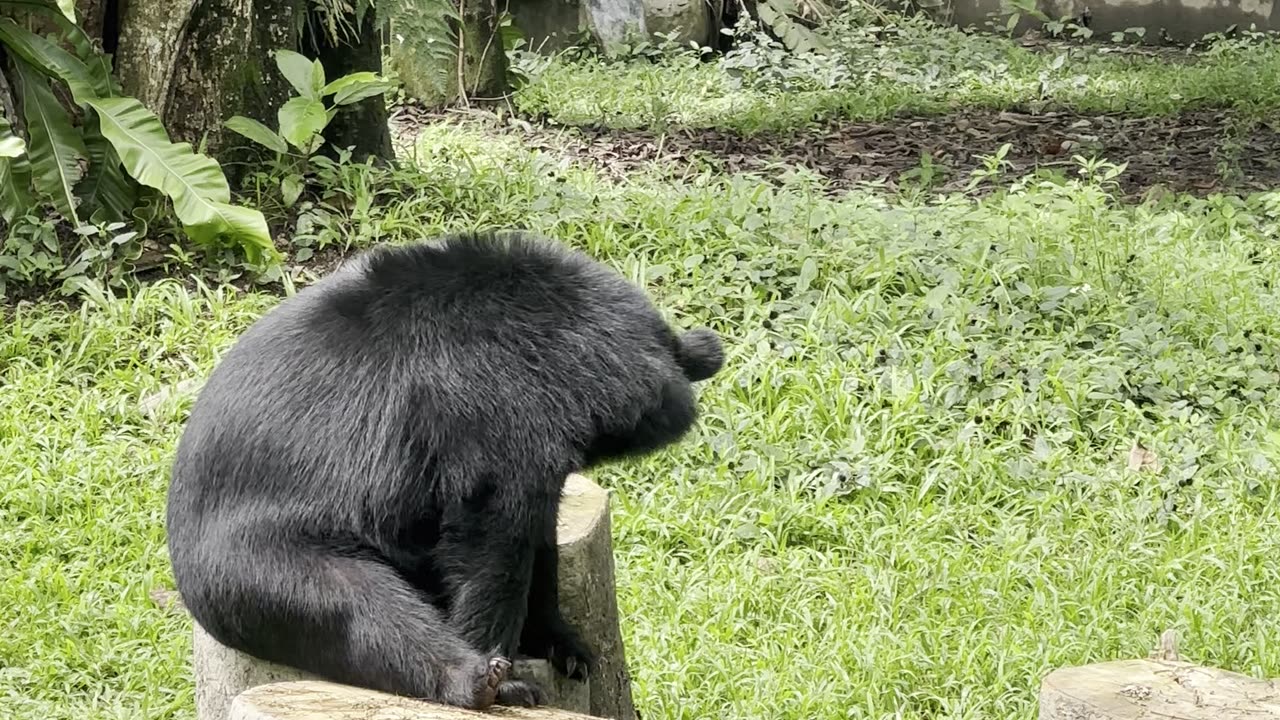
[392,105,1280,199]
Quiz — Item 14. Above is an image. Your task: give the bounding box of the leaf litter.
[391,104,1280,199]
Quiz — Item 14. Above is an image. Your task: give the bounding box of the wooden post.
[183,473,635,720]
[1039,657,1280,719]
[229,680,601,719]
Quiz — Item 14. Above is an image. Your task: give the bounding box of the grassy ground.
[6,115,1280,718]
[7,10,1280,719]
[511,11,1280,132]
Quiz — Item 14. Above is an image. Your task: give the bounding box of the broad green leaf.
[277,96,327,152]
[62,26,120,99]
[55,0,73,21]
[77,115,136,223]
[303,134,325,155]
[47,13,119,96]
[224,116,289,154]
[0,113,26,158]
[280,174,303,207]
[0,114,33,221]
[0,19,99,103]
[15,57,86,225]
[85,96,230,203]
[0,157,35,222]
[84,96,274,261]
[758,1,778,24]
[274,49,320,99]
[333,80,394,106]
[0,0,121,96]
[320,71,380,96]
[182,200,276,266]
[0,136,24,158]
[310,58,326,98]
[320,71,395,105]
[796,257,819,294]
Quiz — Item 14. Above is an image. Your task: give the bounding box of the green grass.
[512,12,1280,132]
[6,120,1280,719]
[0,284,278,718]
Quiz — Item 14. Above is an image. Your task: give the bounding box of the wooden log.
[185,473,632,719]
[192,622,318,720]
[555,474,636,720]
[229,680,601,719]
[1039,659,1280,719]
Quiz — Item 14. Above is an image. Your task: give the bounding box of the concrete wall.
[927,0,1279,43]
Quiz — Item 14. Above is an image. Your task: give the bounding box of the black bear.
[166,231,723,710]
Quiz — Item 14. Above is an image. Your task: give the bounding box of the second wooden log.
[1039,658,1280,719]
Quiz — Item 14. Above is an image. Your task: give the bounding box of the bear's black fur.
[165,231,724,710]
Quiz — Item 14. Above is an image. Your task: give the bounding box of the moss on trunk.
[388,0,508,107]
[112,0,390,184]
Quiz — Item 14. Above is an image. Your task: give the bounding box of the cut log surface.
[229,680,601,720]
[189,473,631,719]
[1039,659,1280,720]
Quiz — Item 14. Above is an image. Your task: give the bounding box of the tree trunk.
[108,0,391,183]
[458,0,509,100]
[388,0,508,107]
[303,11,392,163]
[74,0,109,49]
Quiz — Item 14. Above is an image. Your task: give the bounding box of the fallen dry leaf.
[149,587,185,612]
[1127,441,1162,473]
[387,104,1280,200]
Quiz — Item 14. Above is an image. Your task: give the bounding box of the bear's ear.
[676,327,723,382]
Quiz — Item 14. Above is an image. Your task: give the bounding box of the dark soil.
[391,105,1280,199]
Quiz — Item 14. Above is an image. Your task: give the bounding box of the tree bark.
[458,0,509,100]
[189,622,594,720]
[73,0,110,50]
[193,622,321,720]
[115,0,206,113]
[388,0,508,107]
[110,0,391,183]
[303,11,392,163]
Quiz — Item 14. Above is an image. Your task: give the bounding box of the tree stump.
[229,680,601,719]
[1039,659,1280,719]
[187,473,635,720]
[553,474,636,720]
